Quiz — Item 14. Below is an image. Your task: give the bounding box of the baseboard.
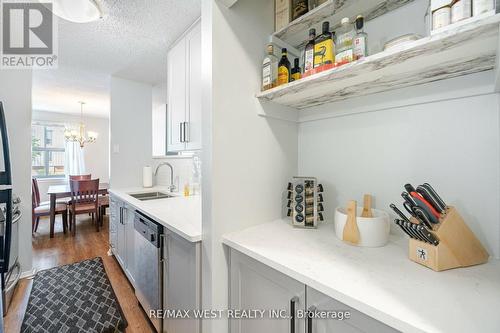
[20,268,37,279]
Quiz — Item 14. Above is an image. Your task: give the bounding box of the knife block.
[408,207,489,271]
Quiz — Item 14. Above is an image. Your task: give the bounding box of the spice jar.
[433,5,451,29]
[451,0,472,23]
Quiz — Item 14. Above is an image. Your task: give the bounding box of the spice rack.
[408,207,489,271]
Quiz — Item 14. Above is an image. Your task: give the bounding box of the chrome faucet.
[154,162,177,192]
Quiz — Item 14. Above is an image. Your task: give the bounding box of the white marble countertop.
[222,220,500,333]
[109,187,201,242]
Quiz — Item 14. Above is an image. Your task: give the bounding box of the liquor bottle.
[303,28,316,73]
[353,15,368,60]
[261,44,278,91]
[291,58,301,81]
[336,17,355,65]
[277,48,291,86]
[314,21,335,69]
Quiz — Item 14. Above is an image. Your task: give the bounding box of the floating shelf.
[274,0,415,49]
[257,13,500,110]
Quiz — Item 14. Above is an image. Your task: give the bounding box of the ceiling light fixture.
[48,0,103,23]
[64,102,98,148]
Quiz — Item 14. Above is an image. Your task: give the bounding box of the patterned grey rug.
[21,257,127,333]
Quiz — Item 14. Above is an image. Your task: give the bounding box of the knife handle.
[410,192,440,221]
[422,183,447,211]
[389,204,411,222]
[417,185,445,214]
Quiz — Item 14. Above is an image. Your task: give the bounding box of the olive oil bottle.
[261,44,278,91]
[314,21,335,68]
[277,48,291,86]
[303,28,316,73]
[291,58,301,81]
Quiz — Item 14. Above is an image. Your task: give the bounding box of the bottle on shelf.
[303,28,316,74]
[291,58,301,81]
[277,48,291,86]
[353,15,368,60]
[336,17,355,65]
[261,44,279,91]
[314,21,335,70]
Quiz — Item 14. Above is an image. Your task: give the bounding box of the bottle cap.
[355,15,364,29]
[341,17,349,25]
[309,28,316,37]
[282,48,287,53]
[267,44,273,53]
[322,21,330,33]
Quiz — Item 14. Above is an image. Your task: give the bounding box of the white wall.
[299,71,500,258]
[110,77,196,190]
[0,70,33,275]
[110,77,154,188]
[152,82,167,157]
[32,110,110,201]
[201,0,298,332]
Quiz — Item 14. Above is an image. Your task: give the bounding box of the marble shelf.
[274,0,415,49]
[258,13,500,110]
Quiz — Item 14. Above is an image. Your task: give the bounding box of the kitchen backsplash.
[153,153,201,194]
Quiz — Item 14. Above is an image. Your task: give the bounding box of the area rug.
[21,257,128,333]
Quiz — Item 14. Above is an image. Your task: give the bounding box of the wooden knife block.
[408,207,489,271]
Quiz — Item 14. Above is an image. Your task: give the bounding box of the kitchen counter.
[109,187,201,242]
[222,220,500,333]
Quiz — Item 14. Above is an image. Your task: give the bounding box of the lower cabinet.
[230,250,306,333]
[229,249,398,333]
[163,231,202,333]
[109,194,136,287]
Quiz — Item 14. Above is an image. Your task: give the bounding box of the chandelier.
[64,101,98,148]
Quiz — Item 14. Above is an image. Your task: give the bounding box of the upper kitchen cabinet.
[167,19,202,153]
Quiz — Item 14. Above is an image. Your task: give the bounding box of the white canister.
[452,0,472,23]
[433,5,451,29]
[334,207,390,247]
[473,0,494,16]
[143,166,153,188]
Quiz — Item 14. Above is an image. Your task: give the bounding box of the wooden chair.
[31,178,68,234]
[99,195,109,226]
[69,174,91,180]
[69,179,100,236]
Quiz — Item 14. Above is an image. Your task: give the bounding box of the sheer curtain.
[65,141,86,178]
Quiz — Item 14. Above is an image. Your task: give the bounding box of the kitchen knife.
[389,204,411,223]
[404,183,417,194]
[422,183,447,211]
[416,185,445,214]
[411,206,433,229]
[417,224,439,246]
[403,220,422,240]
[409,222,434,244]
[410,193,440,222]
[394,219,415,239]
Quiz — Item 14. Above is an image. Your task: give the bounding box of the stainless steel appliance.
[0,102,18,316]
[134,210,164,332]
[286,177,324,228]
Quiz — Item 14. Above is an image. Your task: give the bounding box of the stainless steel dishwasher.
[134,210,164,332]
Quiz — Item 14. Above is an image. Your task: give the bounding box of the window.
[32,123,66,178]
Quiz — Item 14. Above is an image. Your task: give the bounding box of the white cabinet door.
[230,250,305,333]
[113,199,126,269]
[167,37,187,152]
[124,205,136,286]
[185,22,202,151]
[305,287,398,333]
[163,231,201,333]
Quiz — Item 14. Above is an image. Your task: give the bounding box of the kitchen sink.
[129,191,174,201]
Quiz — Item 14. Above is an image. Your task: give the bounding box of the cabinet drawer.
[306,286,399,333]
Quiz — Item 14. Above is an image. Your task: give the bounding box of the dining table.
[47,182,109,238]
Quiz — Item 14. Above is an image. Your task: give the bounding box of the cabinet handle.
[119,207,123,224]
[183,122,189,143]
[290,296,298,333]
[159,234,166,263]
[307,306,316,333]
[179,123,184,142]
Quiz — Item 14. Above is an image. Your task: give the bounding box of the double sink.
[129,191,174,201]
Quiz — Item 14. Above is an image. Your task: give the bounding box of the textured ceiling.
[33,0,201,118]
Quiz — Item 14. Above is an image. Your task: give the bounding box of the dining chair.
[31,178,68,234]
[98,195,109,226]
[69,174,91,180]
[69,179,100,236]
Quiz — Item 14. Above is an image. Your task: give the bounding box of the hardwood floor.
[4,214,154,333]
